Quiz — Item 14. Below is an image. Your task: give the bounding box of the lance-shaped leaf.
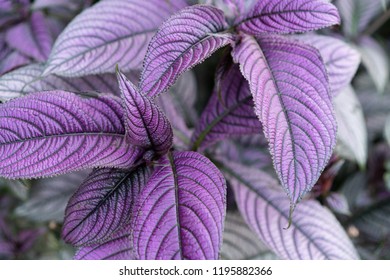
[63,166,150,246]
[221,211,278,260]
[15,170,90,222]
[235,0,340,35]
[0,49,31,75]
[0,64,124,101]
[43,0,187,77]
[132,151,226,260]
[334,86,367,167]
[0,91,142,179]
[116,70,173,158]
[232,35,336,205]
[192,63,261,150]
[5,11,53,62]
[140,5,233,97]
[74,224,134,260]
[294,34,360,96]
[325,193,351,216]
[357,36,389,93]
[221,161,359,259]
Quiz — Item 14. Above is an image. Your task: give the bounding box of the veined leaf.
[325,192,351,216]
[294,34,360,96]
[334,86,367,167]
[192,63,261,150]
[15,170,90,222]
[63,166,150,246]
[0,49,31,76]
[140,5,233,97]
[0,91,142,179]
[222,161,359,259]
[132,151,226,260]
[5,11,53,61]
[0,64,123,101]
[116,70,173,159]
[232,34,336,205]
[74,224,134,260]
[236,0,340,35]
[43,0,187,77]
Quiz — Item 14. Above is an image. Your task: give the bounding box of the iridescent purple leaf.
[334,86,367,167]
[232,34,336,205]
[75,224,134,260]
[0,91,142,179]
[32,0,86,10]
[116,70,173,159]
[325,193,351,216]
[43,0,187,77]
[140,5,233,97]
[222,161,359,259]
[63,166,150,246]
[5,11,53,61]
[192,63,261,150]
[15,171,90,222]
[0,64,124,101]
[132,151,226,260]
[294,34,360,96]
[0,49,31,75]
[357,36,389,93]
[221,211,278,260]
[236,0,340,35]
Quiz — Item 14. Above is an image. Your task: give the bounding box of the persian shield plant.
[0,0,366,259]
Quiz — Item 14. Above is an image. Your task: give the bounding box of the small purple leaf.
[0,64,125,101]
[43,0,187,77]
[140,5,233,97]
[232,34,336,205]
[0,49,31,75]
[0,91,142,179]
[63,166,150,247]
[325,193,351,216]
[222,161,359,259]
[236,0,340,35]
[5,11,53,61]
[294,34,361,96]
[132,151,226,260]
[192,63,261,150]
[116,70,173,158]
[75,224,134,260]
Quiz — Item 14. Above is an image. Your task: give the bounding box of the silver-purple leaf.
[192,64,261,150]
[0,91,142,179]
[132,151,226,260]
[5,11,53,62]
[15,170,90,222]
[0,49,31,76]
[222,161,359,259]
[325,192,351,216]
[43,0,187,77]
[140,5,233,97]
[74,224,134,260]
[0,64,122,101]
[232,34,336,205]
[63,166,150,247]
[236,0,340,35]
[116,70,173,158]
[294,34,360,96]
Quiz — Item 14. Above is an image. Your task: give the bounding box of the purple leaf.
[75,224,134,260]
[325,193,351,216]
[0,49,31,75]
[222,161,359,259]
[132,151,226,260]
[0,64,125,101]
[63,166,150,247]
[5,11,53,61]
[140,5,233,97]
[116,70,173,159]
[15,170,90,222]
[236,0,340,35]
[192,63,261,150]
[294,34,360,96]
[43,0,187,77]
[232,34,336,205]
[357,36,389,93]
[0,91,142,179]
[32,0,86,10]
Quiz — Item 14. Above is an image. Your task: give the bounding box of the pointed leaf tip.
[116,70,173,158]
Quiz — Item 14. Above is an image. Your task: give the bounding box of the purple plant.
[0,0,373,260]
